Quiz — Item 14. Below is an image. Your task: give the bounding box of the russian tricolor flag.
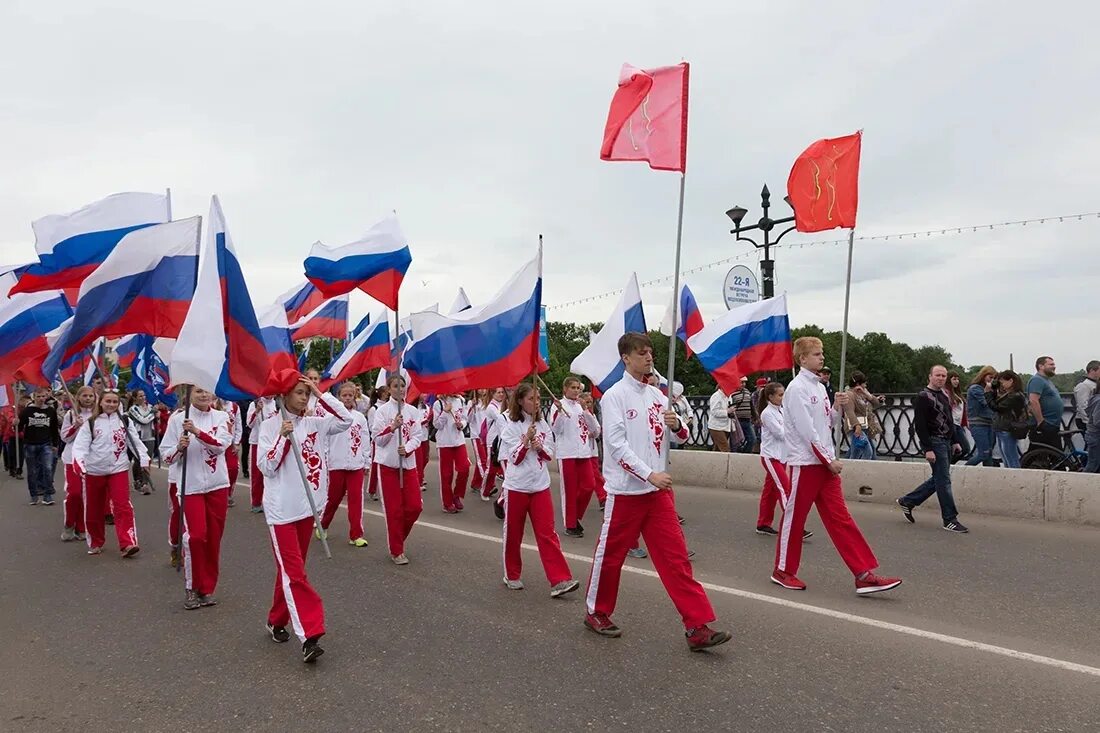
[84,338,106,387]
[322,315,391,389]
[687,294,794,393]
[350,313,371,340]
[0,291,74,383]
[404,249,542,394]
[114,334,152,369]
[303,215,411,310]
[256,304,298,376]
[570,273,647,394]
[277,280,327,325]
[11,192,171,295]
[171,197,270,400]
[660,283,704,356]
[289,296,349,341]
[449,287,472,314]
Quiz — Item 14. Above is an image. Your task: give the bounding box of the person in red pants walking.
[321,382,369,547]
[160,387,231,609]
[59,386,96,543]
[246,397,276,512]
[772,337,902,595]
[370,374,424,565]
[578,392,608,510]
[434,392,470,513]
[754,382,813,541]
[583,333,732,651]
[480,387,506,500]
[551,376,601,538]
[72,389,148,558]
[257,371,352,663]
[500,383,580,597]
[468,389,491,494]
[217,399,242,507]
[415,396,431,490]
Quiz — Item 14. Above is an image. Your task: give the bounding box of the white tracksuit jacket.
[72,412,149,476]
[371,400,424,470]
[158,408,231,494]
[759,403,786,462]
[600,373,688,496]
[433,396,468,449]
[499,415,554,492]
[782,367,840,467]
[60,408,93,465]
[550,398,600,460]
[328,410,370,471]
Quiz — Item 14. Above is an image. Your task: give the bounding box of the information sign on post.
[723,265,761,309]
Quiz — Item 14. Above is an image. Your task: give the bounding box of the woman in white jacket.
[478,388,507,500]
[499,383,579,597]
[127,390,157,494]
[320,382,370,547]
[371,375,424,565]
[159,388,231,610]
[60,387,96,543]
[754,383,812,541]
[72,389,149,557]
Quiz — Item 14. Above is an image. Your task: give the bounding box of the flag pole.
[276,396,333,559]
[837,228,855,391]
[663,173,687,458]
[532,235,543,388]
[175,385,192,573]
[165,187,173,222]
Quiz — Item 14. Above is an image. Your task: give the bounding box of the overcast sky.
[2,1,1097,372]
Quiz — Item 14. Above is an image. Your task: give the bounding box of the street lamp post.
[726,184,799,299]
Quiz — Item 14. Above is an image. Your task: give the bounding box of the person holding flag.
[433,392,470,513]
[550,376,601,538]
[59,386,96,542]
[319,382,370,547]
[370,374,424,565]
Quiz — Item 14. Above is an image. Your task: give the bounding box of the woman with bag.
[843,372,883,461]
[986,371,1027,469]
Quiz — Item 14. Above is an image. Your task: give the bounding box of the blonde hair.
[793,336,822,364]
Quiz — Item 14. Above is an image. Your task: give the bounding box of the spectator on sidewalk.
[819,366,836,405]
[730,377,758,453]
[843,371,883,460]
[707,388,733,452]
[987,371,1027,469]
[1028,357,1063,449]
[897,365,967,533]
[670,382,694,448]
[1085,389,1100,473]
[1073,361,1099,431]
[946,371,970,463]
[965,366,998,466]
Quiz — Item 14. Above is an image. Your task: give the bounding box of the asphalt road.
[1,463,1098,733]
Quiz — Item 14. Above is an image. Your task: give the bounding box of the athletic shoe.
[803,529,814,539]
[226,497,235,507]
[266,623,290,643]
[105,514,114,525]
[550,579,580,598]
[140,486,151,496]
[169,547,181,569]
[896,498,915,524]
[184,590,201,610]
[755,525,779,536]
[370,493,379,502]
[454,497,464,511]
[503,577,525,590]
[487,487,499,498]
[686,625,733,652]
[584,613,622,638]
[677,514,685,525]
[687,549,696,559]
[61,527,76,542]
[627,547,648,559]
[598,500,605,512]
[442,505,458,514]
[14,472,22,479]
[564,527,584,538]
[314,527,327,540]
[302,637,324,664]
[198,594,217,607]
[28,498,40,506]
[576,521,584,533]
[121,545,141,558]
[250,505,263,514]
[42,497,55,506]
[391,553,409,565]
[480,493,493,502]
[349,538,368,548]
[770,569,807,591]
[493,501,505,520]
[942,520,969,534]
[855,572,902,595]
[87,547,102,556]
[74,531,85,542]
[420,482,427,491]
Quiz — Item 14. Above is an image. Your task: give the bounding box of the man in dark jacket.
[897,366,967,533]
[20,387,60,505]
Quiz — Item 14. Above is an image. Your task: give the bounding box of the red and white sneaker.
[685,625,732,652]
[454,497,464,512]
[855,572,902,595]
[584,613,622,638]
[770,569,807,591]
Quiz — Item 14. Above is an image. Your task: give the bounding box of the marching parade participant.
[579,391,609,511]
[127,390,157,494]
[433,392,470,513]
[479,387,506,500]
[159,387,232,610]
[320,382,370,547]
[246,396,277,512]
[371,374,424,565]
[217,398,243,507]
[499,382,580,597]
[754,382,812,540]
[583,333,732,651]
[550,376,601,538]
[772,337,902,595]
[257,371,352,663]
[415,395,431,490]
[72,389,148,558]
[59,386,96,542]
[365,385,388,501]
[468,389,491,495]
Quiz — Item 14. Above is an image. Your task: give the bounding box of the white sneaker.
[503,577,524,590]
[480,493,493,502]
[550,579,580,598]
[61,527,76,542]
[391,553,409,565]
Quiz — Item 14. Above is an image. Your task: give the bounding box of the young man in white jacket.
[433,393,470,513]
[583,333,732,652]
[551,376,601,538]
[773,337,901,595]
[320,382,370,547]
[257,372,352,663]
[159,388,232,610]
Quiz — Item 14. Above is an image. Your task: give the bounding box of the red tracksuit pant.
[758,457,791,528]
[84,471,138,551]
[249,449,264,508]
[775,464,878,578]
[470,439,488,490]
[378,465,422,556]
[503,488,572,585]
[438,445,471,508]
[416,443,430,487]
[169,483,181,547]
[585,490,715,630]
[590,458,607,503]
[183,488,229,595]
[483,460,504,498]
[321,468,365,541]
[64,463,85,533]
[268,517,325,643]
[559,457,597,530]
[367,462,378,496]
[226,449,240,501]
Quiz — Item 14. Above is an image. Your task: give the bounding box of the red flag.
[786,131,862,232]
[600,62,688,173]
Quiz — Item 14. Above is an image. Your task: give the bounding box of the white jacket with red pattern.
[223,401,243,446]
[499,414,554,492]
[247,398,277,446]
[72,411,150,477]
[371,399,424,470]
[257,393,352,525]
[328,410,370,471]
[432,396,468,449]
[782,367,840,467]
[60,408,93,464]
[550,397,600,460]
[158,408,231,494]
[600,373,688,496]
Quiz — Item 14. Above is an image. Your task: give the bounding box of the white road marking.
[216,474,1100,677]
